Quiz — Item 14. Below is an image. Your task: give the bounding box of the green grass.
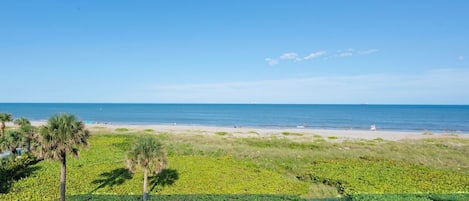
[0,134,309,200]
[67,193,469,201]
[1,131,468,200]
[282,132,304,136]
[215,131,228,136]
[144,129,155,133]
[327,136,338,140]
[115,128,129,132]
[299,157,469,195]
[68,194,310,201]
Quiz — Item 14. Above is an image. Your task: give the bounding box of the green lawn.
[1,131,468,200]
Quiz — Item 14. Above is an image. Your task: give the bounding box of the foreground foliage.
[0,134,308,200]
[126,136,167,201]
[67,193,469,201]
[40,113,90,201]
[298,157,469,196]
[1,130,468,200]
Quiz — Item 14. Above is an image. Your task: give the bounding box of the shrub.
[215,132,228,136]
[115,128,129,132]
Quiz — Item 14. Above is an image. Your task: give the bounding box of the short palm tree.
[14,117,35,152]
[1,130,26,154]
[40,113,90,201]
[127,136,167,201]
[0,113,13,138]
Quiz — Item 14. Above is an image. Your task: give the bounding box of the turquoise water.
[1,103,468,132]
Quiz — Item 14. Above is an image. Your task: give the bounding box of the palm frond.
[126,136,167,173]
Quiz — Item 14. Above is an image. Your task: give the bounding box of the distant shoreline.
[3,104,469,132]
[24,121,469,141]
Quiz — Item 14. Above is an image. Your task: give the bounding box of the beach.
[27,121,469,141]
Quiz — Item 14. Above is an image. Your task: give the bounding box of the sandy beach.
[26,121,468,141]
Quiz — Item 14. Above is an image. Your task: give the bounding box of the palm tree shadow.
[90,168,133,193]
[150,168,179,192]
[0,164,41,193]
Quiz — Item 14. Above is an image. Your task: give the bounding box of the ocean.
[1,103,468,132]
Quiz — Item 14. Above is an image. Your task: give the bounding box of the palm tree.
[127,136,167,201]
[1,130,26,155]
[14,117,35,152]
[40,113,90,201]
[0,113,13,138]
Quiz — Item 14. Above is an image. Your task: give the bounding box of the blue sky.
[1,0,468,104]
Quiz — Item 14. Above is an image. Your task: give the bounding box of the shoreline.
[26,121,469,141]
[24,121,469,141]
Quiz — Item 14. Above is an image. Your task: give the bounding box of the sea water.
[1,103,468,132]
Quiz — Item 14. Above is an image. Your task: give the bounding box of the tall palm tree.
[127,136,167,201]
[14,117,35,152]
[40,113,90,201]
[0,113,13,138]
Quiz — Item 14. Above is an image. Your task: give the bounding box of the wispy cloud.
[304,51,326,60]
[265,58,278,66]
[279,52,303,62]
[458,56,465,61]
[265,51,326,65]
[151,68,469,104]
[280,52,299,60]
[266,48,377,65]
[338,52,353,57]
[359,49,379,55]
[326,48,379,59]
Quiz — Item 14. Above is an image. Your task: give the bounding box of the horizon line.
[1,102,469,106]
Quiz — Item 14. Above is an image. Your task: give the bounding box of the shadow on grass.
[90,168,133,193]
[150,168,179,192]
[68,194,313,201]
[0,157,41,193]
[68,193,469,201]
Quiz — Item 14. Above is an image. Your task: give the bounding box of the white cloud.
[304,51,326,60]
[338,52,353,57]
[458,56,465,61]
[265,58,278,66]
[150,69,469,104]
[328,48,378,59]
[279,52,299,60]
[358,49,379,55]
[267,48,377,65]
[337,48,355,53]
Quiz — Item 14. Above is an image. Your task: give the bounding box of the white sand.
[25,121,467,141]
[83,121,469,141]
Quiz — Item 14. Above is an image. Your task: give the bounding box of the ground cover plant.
[0,134,309,200]
[1,129,468,200]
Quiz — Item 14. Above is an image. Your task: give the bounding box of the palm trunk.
[1,122,4,138]
[26,137,31,152]
[60,155,66,201]
[143,168,149,201]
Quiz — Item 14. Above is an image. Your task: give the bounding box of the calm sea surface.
[1,103,468,132]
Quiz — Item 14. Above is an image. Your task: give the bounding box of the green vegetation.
[299,157,468,195]
[144,129,155,133]
[40,114,91,201]
[127,136,167,201]
[327,136,337,140]
[1,122,468,200]
[282,132,304,136]
[0,113,13,138]
[0,134,309,200]
[215,131,228,136]
[115,128,130,132]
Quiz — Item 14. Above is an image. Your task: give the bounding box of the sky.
[1,0,468,104]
